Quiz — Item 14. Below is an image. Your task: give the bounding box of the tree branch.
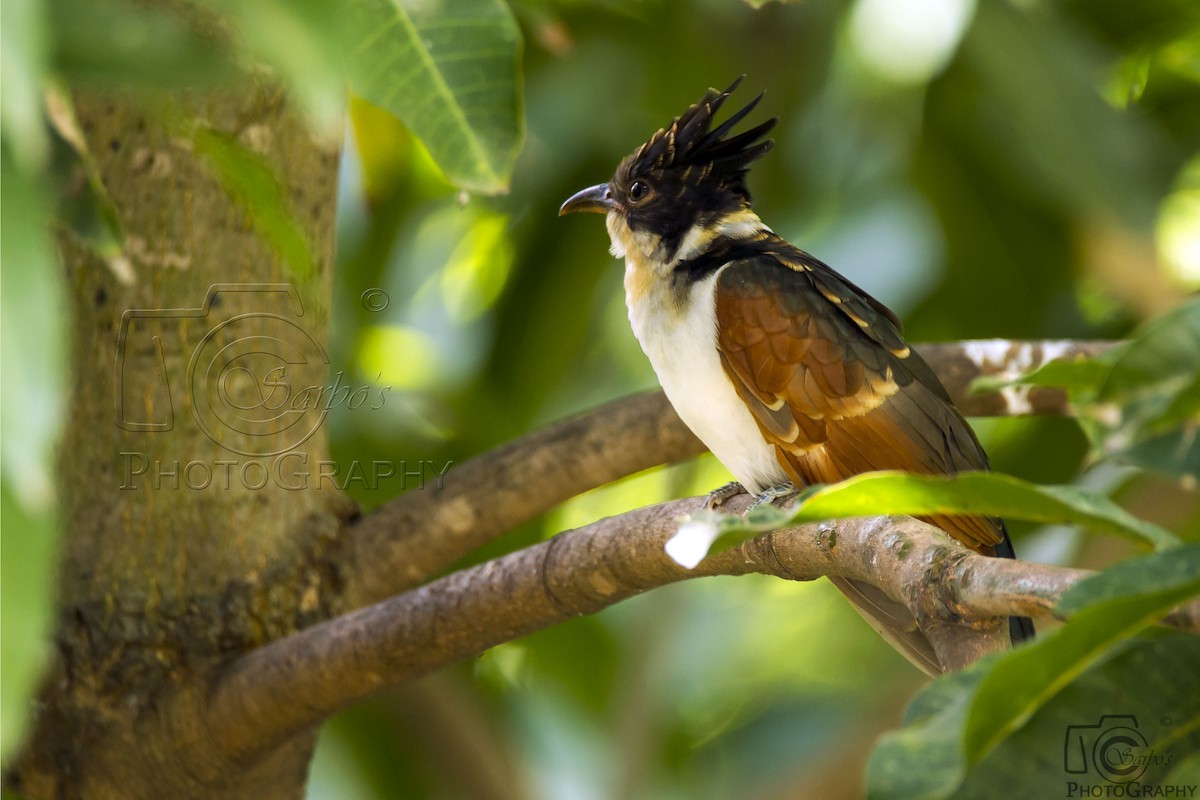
[206,488,1193,768]
[185,338,1127,779]
[341,390,700,607]
[342,339,1115,608]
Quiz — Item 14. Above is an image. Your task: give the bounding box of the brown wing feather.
[715,253,1003,552]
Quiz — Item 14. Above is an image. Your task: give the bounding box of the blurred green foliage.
[346,0,524,193]
[3,0,1199,797]
[696,470,1182,563]
[872,546,1200,797]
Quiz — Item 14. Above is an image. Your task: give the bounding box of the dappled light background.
[2,0,1197,797]
[307,1,1199,798]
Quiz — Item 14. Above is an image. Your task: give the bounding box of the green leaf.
[346,0,524,194]
[1150,371,1200,432]
[44,88,124,255]
[963,546,1200,763]
[970,356,1114,395]
[1,0,49,171]
[0,145,65,502]
[191,127,313,280]
[1105,48,1152,108]
[1111,429,1200,485]
[680,472,1179,568]
[967,304,1200,478]
[1057,545,1200,615]
[868,551,1200,800]
[0,487,58,762]
[954,633,1200,798]
[1100,298,1200,401]
[0,149,63,760]
[866,666,988,799]
[1166,752,1200,790]
[1154,25,1200,87]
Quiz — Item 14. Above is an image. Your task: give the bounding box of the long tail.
[829,521,1035,676]
[992,523,1036,643]
[827,576,942,675]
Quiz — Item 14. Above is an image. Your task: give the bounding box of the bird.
[559,77,1035,675]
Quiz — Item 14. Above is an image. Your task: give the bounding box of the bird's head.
[560,77,777,266]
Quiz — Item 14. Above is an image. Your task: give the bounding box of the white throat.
[610,211,786,495]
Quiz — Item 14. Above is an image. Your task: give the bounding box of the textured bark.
[200,494,1200,756]
[7,84,349,799]
[344,339,1116,608]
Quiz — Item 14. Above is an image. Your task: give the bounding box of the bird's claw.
[747,483,799,513]
[704,481,746,511]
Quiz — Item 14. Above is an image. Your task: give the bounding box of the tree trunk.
[7,82,351,799]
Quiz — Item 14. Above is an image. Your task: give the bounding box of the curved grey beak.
[559,183,616,215]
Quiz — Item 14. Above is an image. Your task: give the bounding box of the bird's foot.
[747,482,799,513]
[704,481,747,511]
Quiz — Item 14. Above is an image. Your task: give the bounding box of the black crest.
[615,76,777,205]
[611,78,777,252]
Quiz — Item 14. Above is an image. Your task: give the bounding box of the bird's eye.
[628,181,650,204]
